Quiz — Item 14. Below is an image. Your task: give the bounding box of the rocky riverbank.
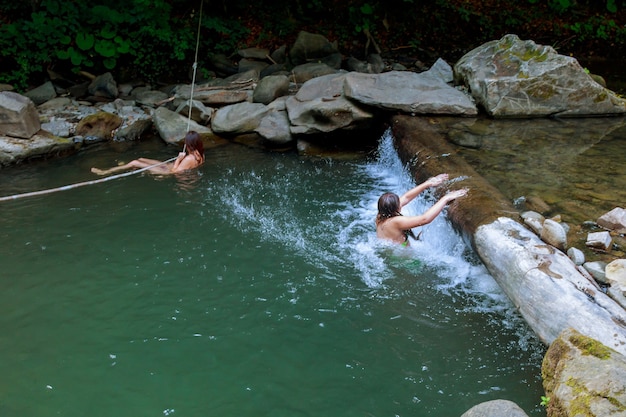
[2,32,626,417]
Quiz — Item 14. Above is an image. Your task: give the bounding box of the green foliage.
[0,0,624,91]
[568,16,624,44]
[349,2,376,34]
[540,395,550,407]
[0,0,251,89]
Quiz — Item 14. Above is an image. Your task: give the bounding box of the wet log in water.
[390,115,626,355]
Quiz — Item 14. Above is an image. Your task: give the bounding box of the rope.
[0,157,177,203]
[1,0,206,203]
[186,0,204,137]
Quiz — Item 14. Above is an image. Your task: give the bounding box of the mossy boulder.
[454,34,626,118]
[542,328,626,417]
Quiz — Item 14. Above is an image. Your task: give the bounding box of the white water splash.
[336,129,508,310]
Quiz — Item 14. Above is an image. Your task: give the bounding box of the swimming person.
[91,131,205,176]
[375,173,468,246]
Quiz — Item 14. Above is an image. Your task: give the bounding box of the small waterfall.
[208,131,515,315]
[337,129,514,309]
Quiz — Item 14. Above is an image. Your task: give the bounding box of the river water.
[441,115,626,260]
[0,131,546,416]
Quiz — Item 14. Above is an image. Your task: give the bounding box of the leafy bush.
[0,0,250,90]
[0,0,623,91]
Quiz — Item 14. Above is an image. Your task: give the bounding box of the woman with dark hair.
[375,173,467,246]
[91,131,205,175]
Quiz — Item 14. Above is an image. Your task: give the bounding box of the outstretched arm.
[399,173,449,207]
[392,188,468,230]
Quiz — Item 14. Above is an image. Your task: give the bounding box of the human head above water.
[184,131,204,155]
[377,192,401,222]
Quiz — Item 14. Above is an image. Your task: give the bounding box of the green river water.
[0,131,546,417]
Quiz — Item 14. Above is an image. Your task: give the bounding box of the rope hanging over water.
[0,157,177,203]
[0,1,207,203]
[186,0,204,136]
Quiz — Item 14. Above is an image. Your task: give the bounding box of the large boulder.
[288,31,340,67]
[0,91,41,138]
[211,102,269,135]
[344,69,478,115]
[542,328,626,417]
[87,72,118,100]
[255,97,292,144]
[0,131,76,167]
[291,62,340,85]
[454,34,626,117]
[75,111,123,142]
[285,72,375,135]
[152,106,212,145]
[252,74,290,105]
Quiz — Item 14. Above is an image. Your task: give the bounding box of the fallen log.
[390,115,626,355]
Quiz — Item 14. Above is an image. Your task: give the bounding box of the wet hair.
[184,131,205,159]
[376,192,401,225]
[376,192,418,240]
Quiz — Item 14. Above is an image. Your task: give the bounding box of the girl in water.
[375,173,468,246]
[91,131,205,175]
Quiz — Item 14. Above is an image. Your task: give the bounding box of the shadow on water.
[0,132,547,416]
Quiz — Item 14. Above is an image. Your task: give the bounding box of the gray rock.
[237,58,269,74]
[211,102,268,134]
[152,106,211,145]
[345,53,385,74]
[270,44,287,65]
[583,261,608,283]
[460,399,529,417]
[135,90,169,108]
[207,53,238,76]
[521,210,545,235]
[41,119,74,137]
[37,97,73,113]
[253,75,290,105]
[422,58,454,84]
[24,81,57,105]
[567,247,585,265]
[454,34,626,118]
[87,72,118,100]
[255,106,292,144]
[0,91,41,138]
[0,131,76,167]
[291,62,340,85]
[598,207,626,234]
[193,90,251,106]
[285,73,374,135]
[237,47,270,60]
[343,70,477,115]
[175,99,213,124]
[260,63,288,78]
[606,259,626,309]
[543,328,626,417]
[540,218,567,251]
[114,118,152,142]
[586,231,612,251]
[288,31,339,66]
